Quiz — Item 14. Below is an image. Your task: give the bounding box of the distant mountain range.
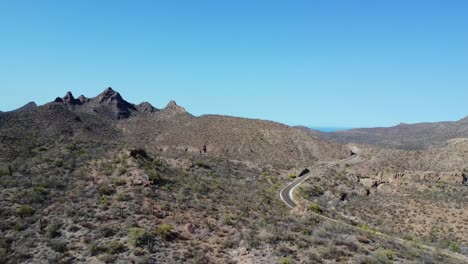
[299,117,468,150]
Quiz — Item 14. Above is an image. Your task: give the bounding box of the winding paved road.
[280,154,358,208]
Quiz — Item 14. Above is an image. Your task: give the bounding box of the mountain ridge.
[0,87,349,167]
[300,116,468,149]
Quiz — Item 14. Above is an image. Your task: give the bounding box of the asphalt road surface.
[280,154,358,208]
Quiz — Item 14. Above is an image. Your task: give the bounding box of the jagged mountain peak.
[96,87,125,104]
[63,91,77,104]
[47,88,189,118]
[164,100,186,113]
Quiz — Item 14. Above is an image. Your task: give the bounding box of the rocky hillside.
[299,117,468,150]
[0,88,349,168]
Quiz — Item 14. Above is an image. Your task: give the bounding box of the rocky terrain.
[0,88,467,263]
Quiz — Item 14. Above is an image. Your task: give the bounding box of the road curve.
[280,154,358,208]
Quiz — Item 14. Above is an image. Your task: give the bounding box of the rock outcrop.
[164,100,186,114]
[137,102,158,113]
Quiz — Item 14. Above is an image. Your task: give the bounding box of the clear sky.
[0,0,467,127]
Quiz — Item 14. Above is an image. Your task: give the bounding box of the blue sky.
[0,0,467,127]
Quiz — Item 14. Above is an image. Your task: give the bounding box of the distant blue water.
[309,127,353,132]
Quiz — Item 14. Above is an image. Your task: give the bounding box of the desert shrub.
[48,239,67,253]
[112,177,126,186]
[100,162,113,176]
[310,185,324,196]
[116,192,131,202]
[117,166,127,175]
[34,186,48,195]
[196,161,210,169]
[15,205,35,218]
[13,222,25,232]
[106,240,125,255]
[308,203,323,214]
[100,226,115,237]
[288,173,297,179]
[47,223,61,238]
[89,243,105,256]
[148,169,163,185]
[0,248,7,263]
[244,230,260,249]
[53,158,64,167]
[156,224,173,240]
[128,227,148,247]
[279,257,292,264]
[360,224,376,234]
[98,184,114,196]
[0,166,9,177]
[374,248,394,263]
[449,242,461,253]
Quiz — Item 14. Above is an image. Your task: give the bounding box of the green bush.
[53,159,64,167]
[117,166,127,175]
[360,224,376,234]
[288,173,297,179]
[89,243,105,256]
[308,203,323,214]
[112,177,126,186]
[47,223,61,238]
[374,248,394,262]
[13,222,25,232]
[449,242,461,253]
[310,185,324,196]
[100,162,113,176]
[98,185,115,196]
[279,257,292,264]
[34,186,48,195]
[148,169,162,185]
[196,161,210,169]
[128,227,148,247]
[116,192,130,202]
[156,224,173,240]
[100,226,115,237]
[16,205,35,218]
[106,240,125,255]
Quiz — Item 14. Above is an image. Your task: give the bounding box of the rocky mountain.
[0,88,349,167]
[299,117,468,150]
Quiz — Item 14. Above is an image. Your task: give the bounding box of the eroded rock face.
[63,92,77,104]
[78,95,89,104]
